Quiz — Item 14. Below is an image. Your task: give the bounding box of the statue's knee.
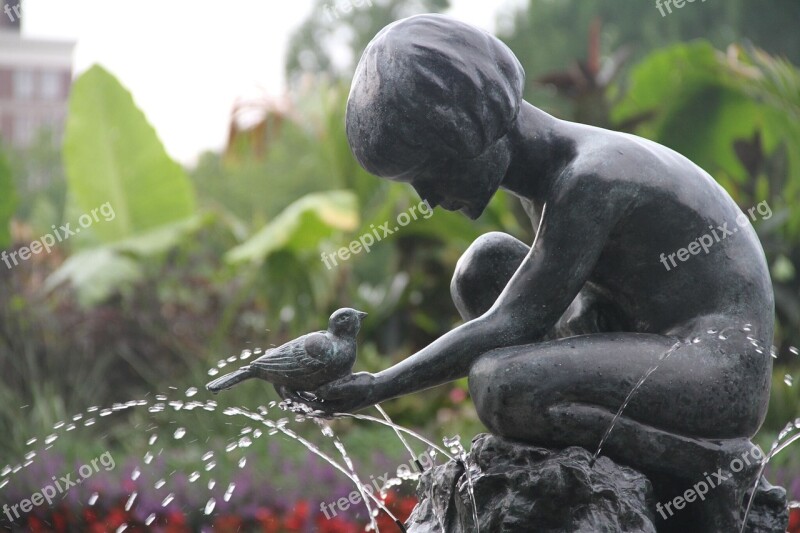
[469,355,502,431]
[469,352,539,433]
[451,232,528,320]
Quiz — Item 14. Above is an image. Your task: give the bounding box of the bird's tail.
[206,367,253,394]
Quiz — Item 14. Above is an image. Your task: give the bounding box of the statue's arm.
[364,177,625,405]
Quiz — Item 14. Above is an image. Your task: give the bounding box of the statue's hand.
[274,372,377,415]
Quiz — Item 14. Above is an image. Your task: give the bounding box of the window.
[13,70,34,100]
[40,72,61,100]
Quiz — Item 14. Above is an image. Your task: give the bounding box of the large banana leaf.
[63,65,196,244]
[226,190,359,264]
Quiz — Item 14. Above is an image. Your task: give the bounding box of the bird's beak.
[356,311,368,319]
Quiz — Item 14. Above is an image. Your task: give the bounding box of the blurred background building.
[0,0,74,149]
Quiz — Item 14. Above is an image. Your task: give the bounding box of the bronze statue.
[281,14,781,531]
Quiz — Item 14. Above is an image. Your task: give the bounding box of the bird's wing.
[249,331,330,376]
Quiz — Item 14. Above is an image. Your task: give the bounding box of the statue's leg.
[451,231,625,335]
[450,231,529,321]
[468,331,771,531]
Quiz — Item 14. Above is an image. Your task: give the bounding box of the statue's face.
[400,137,512,220]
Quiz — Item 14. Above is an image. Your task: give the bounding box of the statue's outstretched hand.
[274,372,377,415]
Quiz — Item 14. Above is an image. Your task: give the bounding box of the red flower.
[255,508,281,533]
[164,510,190,533]
[214,515,243,533]
[788,505,800,533]
[283,500,310,531]
[104,507,128,529]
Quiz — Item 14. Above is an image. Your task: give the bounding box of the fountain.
[266,13,791,532]
[3,11,796,533]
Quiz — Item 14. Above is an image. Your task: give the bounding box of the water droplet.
[88,492,99,506]
[0,479,8,489]
[65,424,76,432]
[155,394,168,401]
[706,329,717,334]
[53,421,65,429]
[115,525,128,533]
[148,404,165,413]
[1,465,11,476]
[321,426,334,437]
[201,451,214,461]
[72,414,83,421]
[217,360,227,368]
[238,437,252,448]
[144,452,154,465]
[87,406,99,412]
[224,482,236,502]
[154,479,166,489]
[189,471,200,482]
[205,461,216,471]
[99,409,113,417]
[225,442,237,452]
[84,418,96,427]
[24,451,35,461]
[208,479,216,490]
[169,401,184,411]
[238,457,247,469]
[148,434,158,446]
[174,428,186,440]
[227,356,238,363]
[785,374,794,387]
[25,437,37,446]
[204,497,216,515]
[131,468,141,481]
[125,492,137,511]
[718,334,728,340]
[240,350,252,360]
[208,368,219,376]
[691,337,701,344]
[253,429,262,438]
[44,434,57,445]
[161,493,175,507]
[185,387,198,397]
[145,514,156,526]
[790,346,799,356]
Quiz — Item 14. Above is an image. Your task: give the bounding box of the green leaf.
[44,248,142,307]
[226,190,359,264]
[63,65,196,245]
[0,149,16,248]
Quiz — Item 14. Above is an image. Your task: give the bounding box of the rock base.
[405,434,788,533]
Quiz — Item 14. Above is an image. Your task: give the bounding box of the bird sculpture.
[206,308,367,394]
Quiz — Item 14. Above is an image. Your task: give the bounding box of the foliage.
[0,148,16,249]
[499,0,800,109]
[285,0,450,82]
[47,65,200,306]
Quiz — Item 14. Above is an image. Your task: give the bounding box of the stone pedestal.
[405,434,788,533]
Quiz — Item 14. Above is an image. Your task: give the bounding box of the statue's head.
[345,14,525,219]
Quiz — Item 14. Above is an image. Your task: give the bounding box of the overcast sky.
[20,0,520,164]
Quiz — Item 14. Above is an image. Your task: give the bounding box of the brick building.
[0,0,74,148]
